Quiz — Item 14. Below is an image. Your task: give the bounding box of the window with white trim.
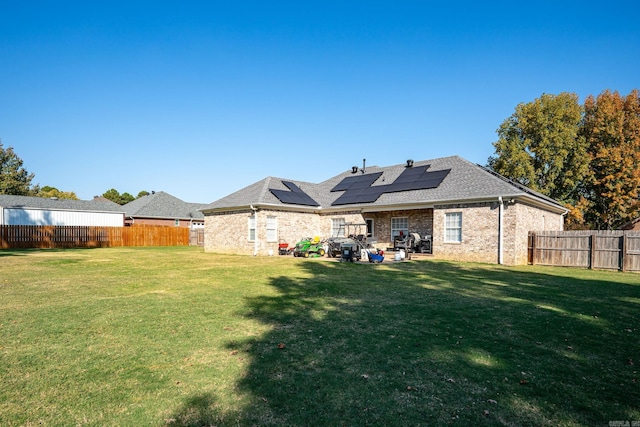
[266,215,277,242]
[365,218,374,238]
[248,214,256,241]
[444,212,462,243]
[391,217,408,239]
[331,218,345,237]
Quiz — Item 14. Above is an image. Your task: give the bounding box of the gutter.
[200,203,322,215]
[329,194,567,215]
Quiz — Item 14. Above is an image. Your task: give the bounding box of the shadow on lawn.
[168,260,640,426]
[166,393,220,426]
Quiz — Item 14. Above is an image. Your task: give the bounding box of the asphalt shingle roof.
[0,195,124,212]
[122,191,207,220]
[201,155,566,213]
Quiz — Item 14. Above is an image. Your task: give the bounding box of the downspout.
[250,205,258,256]
[560,209,568,231]
[498,196,504,265]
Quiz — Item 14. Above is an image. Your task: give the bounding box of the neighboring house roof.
[201,155,567,214]
[122,191,207,220]
[0,194,124,213]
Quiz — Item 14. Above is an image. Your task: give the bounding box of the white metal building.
[0,195,125,226]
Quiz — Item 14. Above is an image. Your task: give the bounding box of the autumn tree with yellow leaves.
[580,89,640,229]
[489,89,640,230]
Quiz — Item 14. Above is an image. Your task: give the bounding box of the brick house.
[200,156,567,265]
[122,191,206,228]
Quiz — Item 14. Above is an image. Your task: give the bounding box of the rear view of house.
[200,156,567,265]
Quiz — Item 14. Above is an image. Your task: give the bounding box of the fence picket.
[528,230,640,272]
[0,225,192,249]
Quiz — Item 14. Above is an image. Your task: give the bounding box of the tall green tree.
[488,93,589,204]
[102,188,142,205]
[37,186,78,200]
[581,89,640,229]
[0,142,37,195]
[102,189,137,205]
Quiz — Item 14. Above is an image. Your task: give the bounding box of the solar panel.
[385,167,451,193]
[269,181,319,207]
[331,165,451,206]
[332,186,384,205]
[331,172,382,192]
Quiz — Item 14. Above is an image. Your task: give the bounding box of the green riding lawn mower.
[292,236,326,258]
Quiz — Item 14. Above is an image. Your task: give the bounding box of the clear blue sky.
[1,1,638,203]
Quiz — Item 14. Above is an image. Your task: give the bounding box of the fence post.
[621,232,627,272]
[528,232,536,265]
[589,233,596,270]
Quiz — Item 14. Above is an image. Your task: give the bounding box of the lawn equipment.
[325,236,349,257]
[292,236,326,258]
[338,222,383,262]
[340,241,360,262]
[278,239,292,255]
[367,248,385,263]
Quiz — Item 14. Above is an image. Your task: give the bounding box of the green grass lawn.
[1,247,638,426]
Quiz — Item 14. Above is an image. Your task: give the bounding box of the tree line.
[488,89,640,230]
[0,142,148,205]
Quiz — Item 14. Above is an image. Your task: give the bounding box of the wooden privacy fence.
[528,230,640,272]
[0,225,191,249]
[189,228,205,247]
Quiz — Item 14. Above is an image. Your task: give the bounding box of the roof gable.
[122,191,206,220]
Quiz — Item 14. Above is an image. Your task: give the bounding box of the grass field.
[1,246,638,426]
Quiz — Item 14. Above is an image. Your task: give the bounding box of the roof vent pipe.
[351,166,358,174]
[406,159,414,168]
[362,158,366,174]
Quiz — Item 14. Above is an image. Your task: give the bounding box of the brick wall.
[204,201,564,264]
[203,208,364,255]
[433,202,500,263]
[432,200,564,265]
[511,201,564,265]
[365,209,434,248]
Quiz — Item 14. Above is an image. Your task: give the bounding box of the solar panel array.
[330,172,382,192]
[331,165,451,206]
[269,181,320,207]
